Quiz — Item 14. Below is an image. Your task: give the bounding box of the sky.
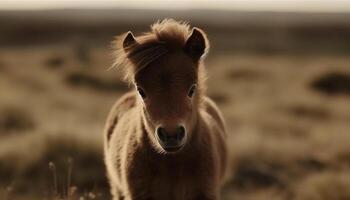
[0,0,350,12]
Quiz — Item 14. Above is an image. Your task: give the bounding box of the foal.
[104,19,227,200]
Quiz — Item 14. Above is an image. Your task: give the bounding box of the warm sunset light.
[1,0,350,199]
[0,0,350,12]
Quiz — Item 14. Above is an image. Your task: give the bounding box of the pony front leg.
[112,194,125,200]
[110,186,125,200]
[123,195,153,200]
[123,187,152,200]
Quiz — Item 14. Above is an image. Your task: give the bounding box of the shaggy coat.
[104,19,227,200]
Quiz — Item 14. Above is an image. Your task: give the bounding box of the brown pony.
[104,19,227,200]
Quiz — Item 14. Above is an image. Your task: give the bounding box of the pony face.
[134,52,198,153]
[115,19,209,153]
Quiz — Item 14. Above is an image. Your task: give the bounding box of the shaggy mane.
[112,19,192,82]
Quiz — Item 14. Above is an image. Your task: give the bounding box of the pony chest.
[150,175,199,200]
[144,161,202,200]
[126,150,205,193]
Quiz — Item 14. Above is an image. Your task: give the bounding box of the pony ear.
[184,27,208,61]
[123,31,137,49]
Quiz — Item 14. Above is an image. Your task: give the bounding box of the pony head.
[114,19,209,153]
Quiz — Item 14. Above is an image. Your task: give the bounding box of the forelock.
[112,19,192,82]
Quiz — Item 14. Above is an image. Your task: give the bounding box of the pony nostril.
[157,127,167,141]
[176,125,186,141]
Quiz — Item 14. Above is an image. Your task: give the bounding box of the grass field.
[0,9,350,200]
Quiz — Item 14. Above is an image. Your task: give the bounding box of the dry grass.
[0,15,350,199]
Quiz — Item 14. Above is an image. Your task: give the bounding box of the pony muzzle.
[156,125,187,153]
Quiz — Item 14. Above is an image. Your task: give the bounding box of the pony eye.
[187,84,197,98]
[137,87,147,99]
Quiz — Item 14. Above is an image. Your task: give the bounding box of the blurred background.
[1,0,350,199]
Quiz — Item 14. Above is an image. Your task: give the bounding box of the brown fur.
[104,19,228,200]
